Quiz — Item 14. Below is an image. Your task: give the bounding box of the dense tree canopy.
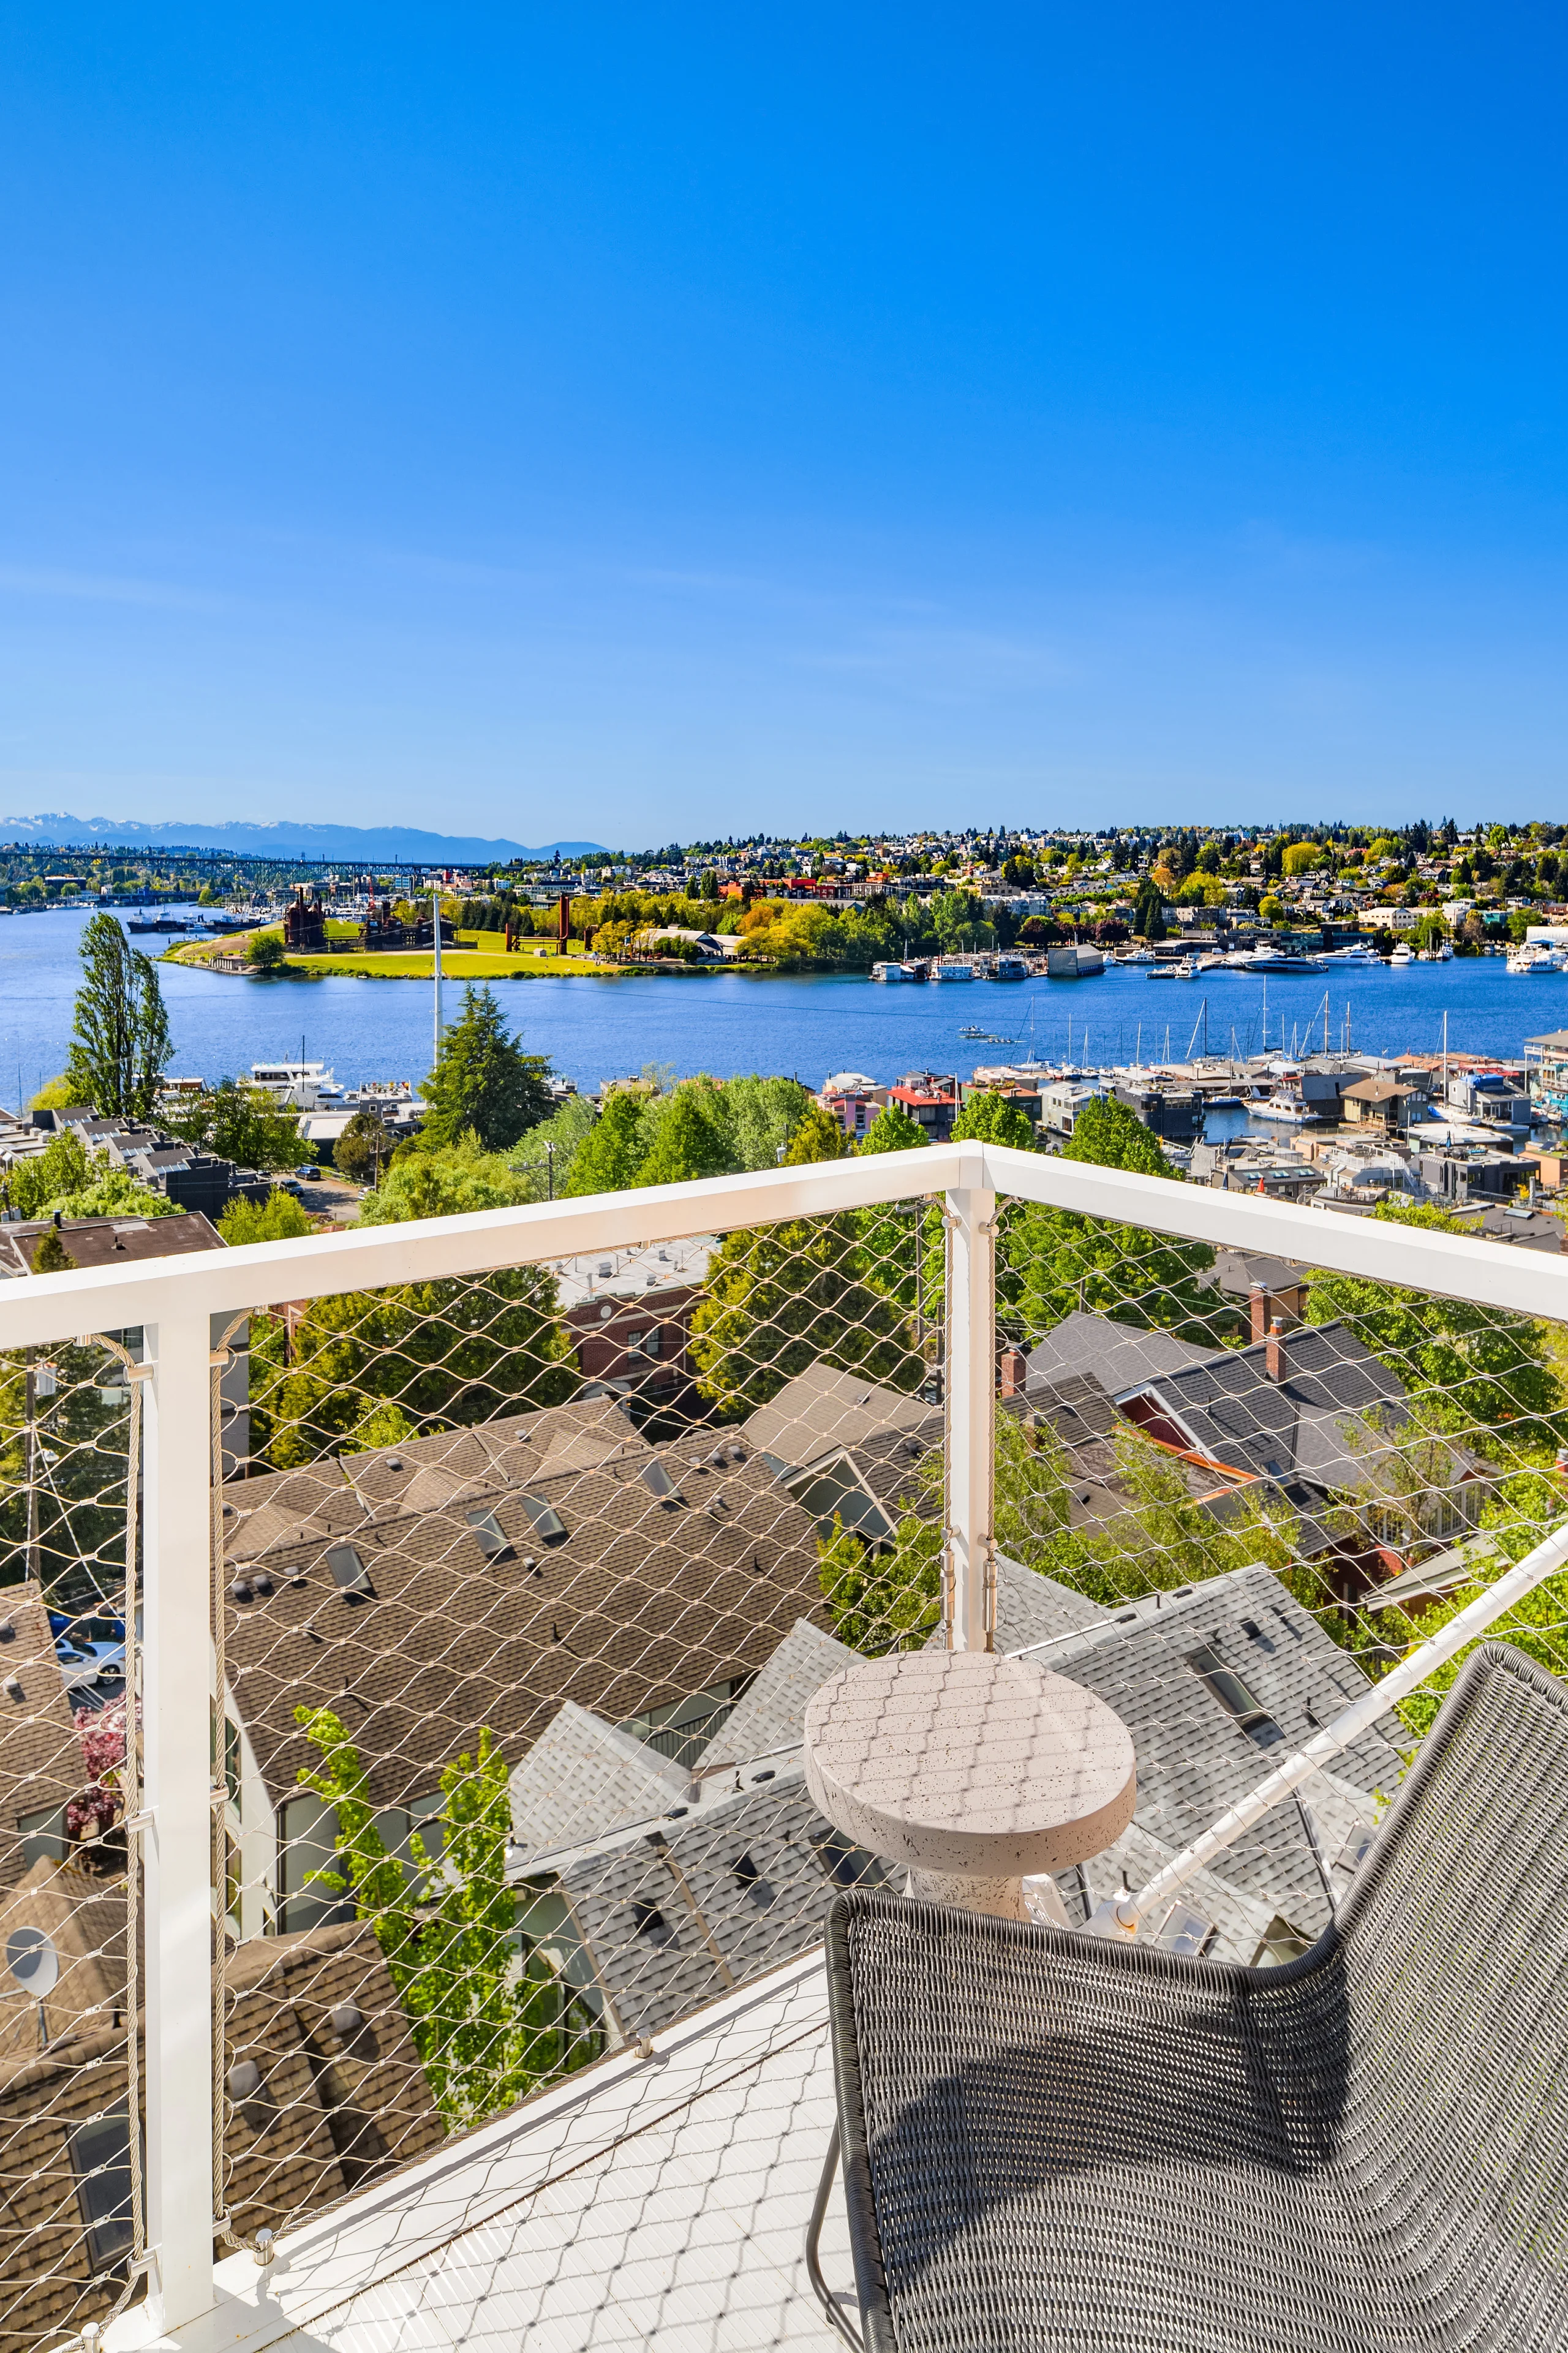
[165,1077,303,1172]
[1005,1094,1220,1342]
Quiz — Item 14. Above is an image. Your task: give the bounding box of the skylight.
[466,1506,513,1561]
[641,1460,682,1505]
[1185,1641,1284,1748]
[326,1543,375,1600]
[517,1494,568,1546]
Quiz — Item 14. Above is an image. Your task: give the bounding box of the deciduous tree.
[64,913,172,1119]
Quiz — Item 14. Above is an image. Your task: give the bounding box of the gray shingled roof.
[1129,1317,1412,1489]
[556,1775,894,2044]
[508,1702,692,1864]
[1024,1311,1221,1399]
[693,1618,856,1771]
[1049,1561,1404,1941]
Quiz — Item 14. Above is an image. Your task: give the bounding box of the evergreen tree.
[64,913,172,1118]
[332,1106,395,1187]
[1133,876,1166,942]
[421,985,553,1150]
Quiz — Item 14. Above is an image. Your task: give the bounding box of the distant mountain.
[0,812,607,862]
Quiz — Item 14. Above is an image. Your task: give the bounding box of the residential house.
[1027,1309,1492,1591]
[214,1399,831,1941]
[0,1901,442,2352]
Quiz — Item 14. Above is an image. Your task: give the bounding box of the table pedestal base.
[907,1866,1028,1919]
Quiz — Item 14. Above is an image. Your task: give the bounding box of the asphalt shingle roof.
[222,1401,831,1813]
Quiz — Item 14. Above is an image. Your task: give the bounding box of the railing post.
[141,1310,217,2329]
[944,1181,997,1652]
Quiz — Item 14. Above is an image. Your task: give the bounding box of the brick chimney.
[1249,1283,1272,1343]
[1266,1317,1286,1383]
[998,1346,1027,1399]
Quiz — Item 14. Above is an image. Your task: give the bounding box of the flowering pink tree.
[67,1700,137,1843]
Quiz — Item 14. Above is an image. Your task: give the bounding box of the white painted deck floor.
[110,1952,853,2353]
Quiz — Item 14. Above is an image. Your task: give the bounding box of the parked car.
[49,1610,127,1694]
[294,1164,321,1181]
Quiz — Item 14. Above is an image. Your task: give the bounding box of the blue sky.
[2,5,1566,844]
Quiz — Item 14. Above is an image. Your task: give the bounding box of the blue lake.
[2,909,1564,1105]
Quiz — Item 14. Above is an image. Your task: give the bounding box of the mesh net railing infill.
[0,1333,143,2353]
[13,1146,1566,2333]
[208,1194,949,2252]
[989,1178,1568,1960]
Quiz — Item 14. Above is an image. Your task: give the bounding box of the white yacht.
[1252,1094,1320,1124]
[1387,942,1415,966]
[1507,943,1565,975]
[1319,943,1385,968]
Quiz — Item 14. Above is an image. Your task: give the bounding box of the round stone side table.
[804,1649,1136,1921]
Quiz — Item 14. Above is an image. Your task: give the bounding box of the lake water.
[3,908,1564,1107]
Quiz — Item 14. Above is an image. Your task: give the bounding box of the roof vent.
[227,2058,276,2132]
[230,1577,254,1605]
[0,1621,13,1646]
[251,1572,274,1598]
[2,1676,20,1703]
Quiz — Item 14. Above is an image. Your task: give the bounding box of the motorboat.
[1507,944,1565,975]
[1252,1094,1321,1124]
[1113,945,1157,966]
[1237,946,1325,974]
[1319,944,1385,967]
[1387,943,1415,966]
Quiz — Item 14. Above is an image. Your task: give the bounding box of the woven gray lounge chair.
[815,1643,1568,2352]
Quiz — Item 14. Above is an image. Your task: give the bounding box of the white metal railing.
[6,1137,1566,2335]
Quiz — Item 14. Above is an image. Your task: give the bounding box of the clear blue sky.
[2,5,1566,845]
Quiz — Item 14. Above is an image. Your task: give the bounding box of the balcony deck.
[108,1952,847,2353]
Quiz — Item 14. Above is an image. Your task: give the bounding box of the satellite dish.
[6,1926,59,1999]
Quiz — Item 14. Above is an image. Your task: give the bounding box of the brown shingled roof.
[222,1401,831,1812]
